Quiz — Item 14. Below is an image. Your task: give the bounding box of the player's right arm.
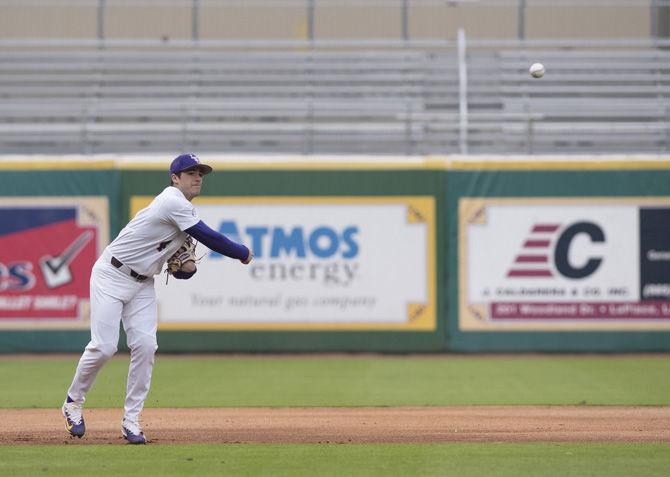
[162,191,253,265]
[185,220,253,264]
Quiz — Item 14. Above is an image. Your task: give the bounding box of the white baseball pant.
[66,250,158,424]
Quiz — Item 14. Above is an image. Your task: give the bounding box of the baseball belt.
[110,256,148,282]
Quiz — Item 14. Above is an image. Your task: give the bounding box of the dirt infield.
[2,406,669,445]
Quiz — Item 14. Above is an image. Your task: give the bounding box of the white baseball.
[529,62,545,78]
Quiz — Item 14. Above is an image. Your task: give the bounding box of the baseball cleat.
[122,419,146,444]
[62,396,85,438]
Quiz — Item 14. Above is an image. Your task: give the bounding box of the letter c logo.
[554,222,605,279]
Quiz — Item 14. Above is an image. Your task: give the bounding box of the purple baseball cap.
[170,153,213,175]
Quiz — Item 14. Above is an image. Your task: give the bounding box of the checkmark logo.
[39,231,94,289]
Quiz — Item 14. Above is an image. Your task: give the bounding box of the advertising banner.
[131,196,436,330]
[459,198,670,331]
[0,197,109,328]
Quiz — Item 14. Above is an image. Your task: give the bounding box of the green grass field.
[1,354,669,476]
[2,354,669,408]
[1,443,669,477]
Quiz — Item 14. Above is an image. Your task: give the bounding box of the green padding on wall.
[3,165,670,352]
[0,167,447,353]
[0,331,91,353]
[446,169,670,352]
[0,169,121,234]
[118,169,442,223]
[0,169,120,353]
[155,330,446,353]
[120,168,447,353]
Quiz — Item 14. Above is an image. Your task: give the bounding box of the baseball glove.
[166,237,197,275]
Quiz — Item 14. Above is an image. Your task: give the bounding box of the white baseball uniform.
[66,186,199,424]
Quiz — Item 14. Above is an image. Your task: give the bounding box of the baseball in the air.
[529,62,545,78]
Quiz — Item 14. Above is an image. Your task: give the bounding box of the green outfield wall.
[447,163,670,351]
[1,156,670,352]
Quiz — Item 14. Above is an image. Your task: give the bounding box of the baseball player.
[62,153,253,444]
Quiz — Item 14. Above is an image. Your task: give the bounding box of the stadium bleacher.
[0,42,668,154]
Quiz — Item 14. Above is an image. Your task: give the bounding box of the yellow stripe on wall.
[0,160,115,170]
[3,156,670,171]
[446,160,670,171]
[119,158,443,171]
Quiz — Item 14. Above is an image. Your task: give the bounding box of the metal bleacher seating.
[498,49,670,153]
[0,43,668,155]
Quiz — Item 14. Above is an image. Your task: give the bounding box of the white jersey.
[106,186,200,276]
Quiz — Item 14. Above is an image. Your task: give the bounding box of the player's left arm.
[185,220,253,264]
